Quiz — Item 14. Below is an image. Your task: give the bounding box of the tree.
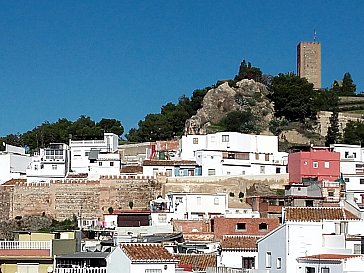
[343,121,364,145]
[97,118,124,137]
[312,89,339,112]
[330,73,356,96]
[268,73,316,122]
[234,60,263,82]
[341,72,356,96]
[220,111,260,134]
[325,109,341,146]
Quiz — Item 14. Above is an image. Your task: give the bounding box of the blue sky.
[0,1,363,137]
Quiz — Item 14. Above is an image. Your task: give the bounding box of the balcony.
[55,268,107,273]
[0,240,52,257]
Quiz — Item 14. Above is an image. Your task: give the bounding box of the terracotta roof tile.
[2,179,26,185]
[284,207,360,222]
[121,243,178,263]
[220,235,261,251]
[121,165,143,173]
[298,254,362,261]
[174,254,217,271]
[143,160,196,166]
[183,233,214,241]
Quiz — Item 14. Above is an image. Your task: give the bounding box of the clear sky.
[0,1,363,137]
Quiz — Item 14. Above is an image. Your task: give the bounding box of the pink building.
[288,146,340,183]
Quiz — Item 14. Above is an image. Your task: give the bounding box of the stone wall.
[0,176,162,222]
[163,174,288,197]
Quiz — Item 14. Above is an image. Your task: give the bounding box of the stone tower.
[297,42,321,89]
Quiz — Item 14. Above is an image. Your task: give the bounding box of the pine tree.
[341,72,356,96]
[325,109,341,146]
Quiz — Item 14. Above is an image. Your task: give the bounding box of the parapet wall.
[0,177,162,222]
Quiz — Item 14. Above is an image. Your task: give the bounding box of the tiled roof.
[121,243,178,263]
[183,233,214,241]
[121,165,143,173]
[143,160,196,166]
[298,254,362,261]
[2,179,26,185]
[284,207,360,222]
[220,235,261,251]
[175,254,216,271]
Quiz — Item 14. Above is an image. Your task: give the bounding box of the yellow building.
[0,231,79,273]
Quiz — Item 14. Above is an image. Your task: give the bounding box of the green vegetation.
[126,88,209,142]
[37,218,78,233]
[325,109,342,146]
[0,116,124,152]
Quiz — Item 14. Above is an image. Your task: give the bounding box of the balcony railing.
[55,267,107,273]
[0,240,51,250]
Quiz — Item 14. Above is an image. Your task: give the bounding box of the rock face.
[184,79,274,134]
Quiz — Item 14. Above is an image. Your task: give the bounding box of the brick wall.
[213,217,280,240]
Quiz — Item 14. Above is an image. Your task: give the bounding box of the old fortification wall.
[163,174,288,196]
[0,175,161,222]
[0,174,286,222]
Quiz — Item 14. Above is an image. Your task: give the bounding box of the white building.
[180,132,287,176]
[167,192,228,220]
[26,143,69,182]
[119,243,178,273]
[219,235,260,270]
[296,254,364,273]
[331,144,364,204]
[0,144,31,184]
[257,206,364,273]
[69,133,120,179]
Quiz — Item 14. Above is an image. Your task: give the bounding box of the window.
[214,197,219,205]
[222,135,229,142]
[193,138,198,144]
[360,179,364,184]
[313,162,318,168]
[321,268,329,273]
[52,165,57,170]
[345,151,349,158]
[328,191,334,197]
[324,162,330,168]
[208,169,216,176]
[276,257,282,269]
[228,153,235,159]
[265,154,269,161]
[166,169,172,177]
[354,243,361,254]
[345,178,350,182]
[259,223,268,230]
[85,151,90,156]
[255,153,259,160]
[276,167,281,174]
[305,200,314,207]
[306,267,315,273]
[98,162,102,166]
[110,162,114,166]
[260,166,265,174]
[197,197,201,205]
[265,252,272,268]
[236,223,246,230]
[145,270,162,273]
[353,152,357,158]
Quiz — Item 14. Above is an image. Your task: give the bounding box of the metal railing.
[55,267,107,273]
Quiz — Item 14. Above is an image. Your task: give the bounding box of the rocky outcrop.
[184,79,274,134]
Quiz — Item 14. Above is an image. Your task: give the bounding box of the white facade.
[257,219,364,273]
[26,143,69,182]
[219,249,258,269]
[181,132,288,177]
[69,133,120,178]
[296,255,364,273]
[332,144,364,203]
[0,144,31,184]
[167,192,227,220]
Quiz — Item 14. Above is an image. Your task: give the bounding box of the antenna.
[314,29,317,42]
